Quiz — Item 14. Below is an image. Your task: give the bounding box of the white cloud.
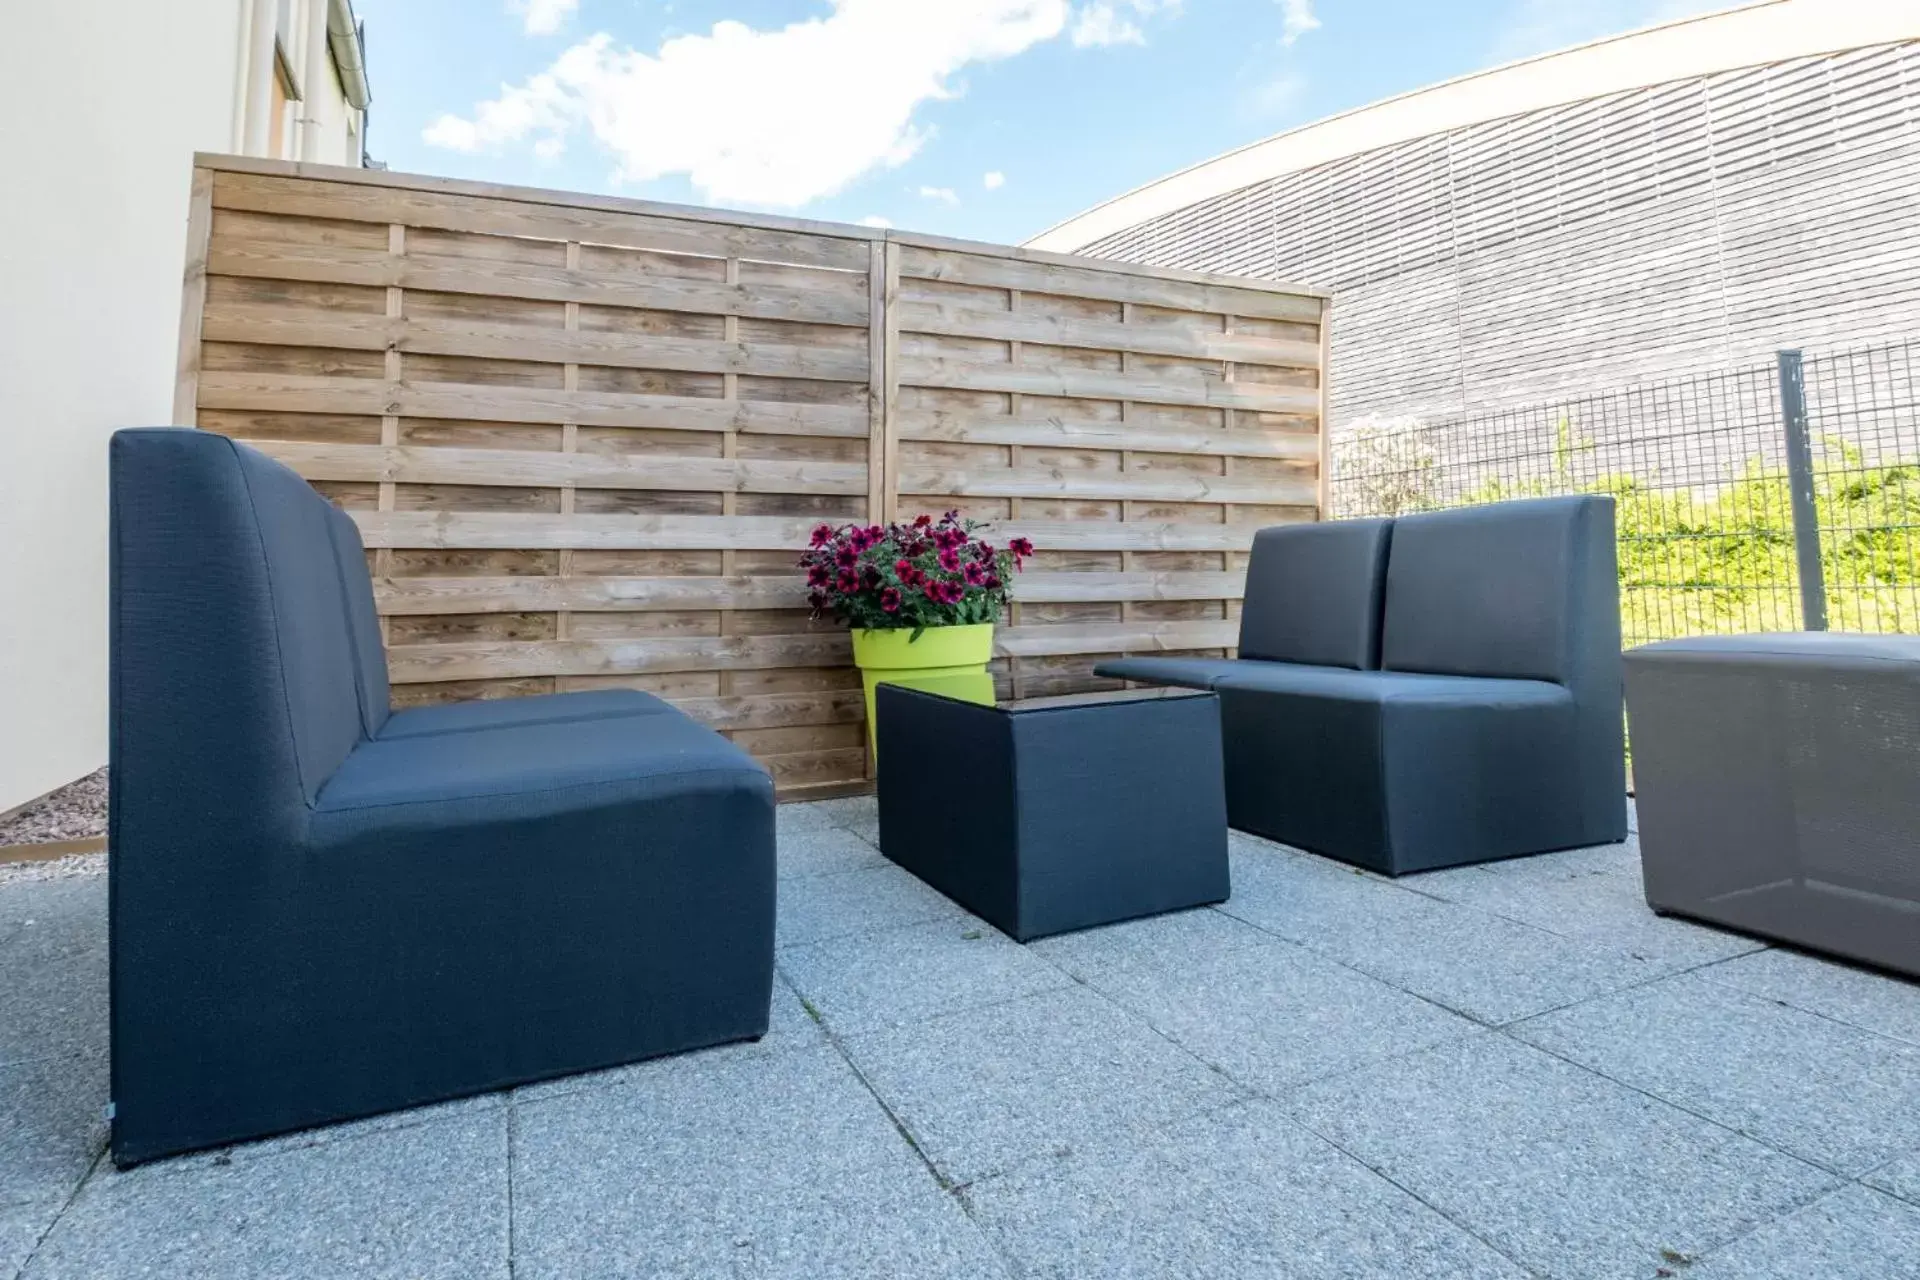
[983,170,1006,190]
[425,1,1094,208]
[1071,0,1180,48]
[1277,0,1319,46]
[918,185,960,205]
[511,0,578,36]
[858,214,893,228]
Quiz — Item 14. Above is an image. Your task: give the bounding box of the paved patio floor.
[5,798,1920,1278]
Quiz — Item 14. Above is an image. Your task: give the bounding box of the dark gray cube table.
[874,684,1229,942]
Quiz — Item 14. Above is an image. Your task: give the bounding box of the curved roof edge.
[1027,0,1919,253]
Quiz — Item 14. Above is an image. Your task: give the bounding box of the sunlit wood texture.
[179,155,1329,796]
[888,231,1328,700]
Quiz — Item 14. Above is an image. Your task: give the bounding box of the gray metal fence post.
[1776,349,1828,631]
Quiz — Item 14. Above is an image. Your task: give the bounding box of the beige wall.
[0,0,365,814]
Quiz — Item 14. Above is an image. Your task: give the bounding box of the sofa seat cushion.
[315,710,766,838]
[1214,663,1571,710]
[377,689,675,739]
[1093,656,1269,690]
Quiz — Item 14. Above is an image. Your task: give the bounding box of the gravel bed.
[0,767,108,847]
[0,850,107,886]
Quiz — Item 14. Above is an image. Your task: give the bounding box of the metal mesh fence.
[1331,338,1920,649]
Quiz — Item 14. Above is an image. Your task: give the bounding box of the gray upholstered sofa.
[109,429,775,1166]
[1098,496,1627,874]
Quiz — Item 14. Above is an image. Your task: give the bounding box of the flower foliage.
[799,511,1033,633]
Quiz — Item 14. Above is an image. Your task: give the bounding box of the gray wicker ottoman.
[874,685,1229,942]
[1625,632,1920,978]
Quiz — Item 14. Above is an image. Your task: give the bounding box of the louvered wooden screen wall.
[175,156,1329,797]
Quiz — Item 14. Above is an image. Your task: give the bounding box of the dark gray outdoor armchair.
[108,428,775,1166]
[1098,496,1628,874]
[1626,633,1920,978]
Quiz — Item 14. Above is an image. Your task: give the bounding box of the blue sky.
[352,0,1726,244]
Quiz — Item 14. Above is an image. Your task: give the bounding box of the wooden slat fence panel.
[177,156,1329,796]
[887,229,1328,701]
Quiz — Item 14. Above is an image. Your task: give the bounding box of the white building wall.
[0,0,365,815]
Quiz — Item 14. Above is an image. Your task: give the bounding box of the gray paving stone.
[776,862,965,948]
[1287,1033,1837,1280]
[512,1043,1006,1279]
[810,794,881,845]
[1705,947,1920,1047]
[513,972,825,1105]
[775,822,887,881]
[1865,1147,1920,1207]
[1078,937,1476,1096]
[22,1110,509,1280]
[2,1201,55,1280]
[0,878,107,1067]
[1688,1184,1920,1279]
[1511,969,1920,1176]
[965,1099,1530,1279]
[775,800,844,836]
[1224,843,1664,1024]
[0,1053,106,1219]
[841,985,1241,1185]
[778,917,1070,1033]
[180,1093,506,1168]
[1412,837,1644,890]
[0,875,104,934]
[1025,906,1272,980]
[1406,859,1763,969]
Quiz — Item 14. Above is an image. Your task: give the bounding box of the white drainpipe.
[299,0,330,160]
[241,0,277,156]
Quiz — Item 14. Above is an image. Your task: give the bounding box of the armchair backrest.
[1379,495,1620,687]
[1237,518,1393,670]
[110,430,387,833]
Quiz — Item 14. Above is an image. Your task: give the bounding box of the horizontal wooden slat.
[353,511,1283,552]
[372,570,1246,615]
[355,512,827,550]
[896,355,1318,414]
[196,373,870,437]
[894,410,1319,459]
[213,170,873,272]
[253,441,867,495]
[896,465,1316,506]
[201,305,870,381]
[897,244,1324,324]
[894,300,1319,367]
[1012,571,1245,603]
[206,239,871,326]
[375,574,811,614]
[994,620,1239,657]
[387,632,850,682]
[674,690,865,732]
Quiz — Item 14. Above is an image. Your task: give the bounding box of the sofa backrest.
[1380,495,1619,686]
[1237,518,1393,670]
[110,430,373,816]
[325,505,392,738]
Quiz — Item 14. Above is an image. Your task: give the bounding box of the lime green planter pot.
[851,622,996,755]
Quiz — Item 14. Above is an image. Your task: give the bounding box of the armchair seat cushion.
[317,711,764,834]
[377,689,675,739]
